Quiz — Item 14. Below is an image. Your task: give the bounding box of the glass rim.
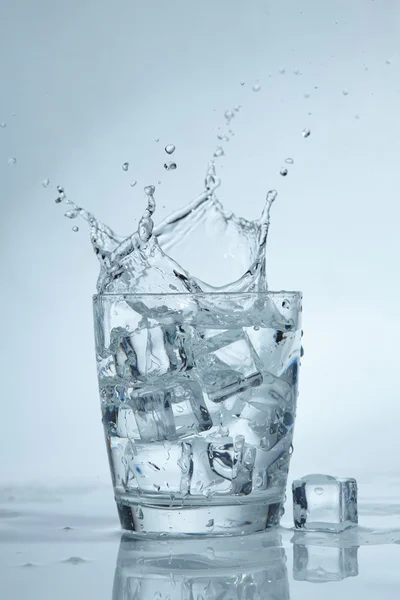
[93,290,302,300]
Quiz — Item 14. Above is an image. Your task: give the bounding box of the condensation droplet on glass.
[302,128,311,138]
[285,158,294,164]
[301,346,304,357]
[72,226,79,232]
[8,157,16,165]
[122,162,129,171]
[130,180,137,187]
[252,82,261,92]
[165,144,175,154]
[42,178,50,188]
[314,487,324,495]
[280,168,288,177]
[213,147,224,158]
[164,161,177,170]
[144,185,155,195]
[342,89,349,96]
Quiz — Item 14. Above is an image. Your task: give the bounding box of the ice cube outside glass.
[93,291,302,537]
[292,474,358,533]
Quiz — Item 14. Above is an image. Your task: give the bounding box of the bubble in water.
[65,209,80,219]
[213,147,224,158]
[252,82,261,92]
[224,109,234,121]
[72,226,79,232]
[122,162,129,171]
[144,185,155,195]
[280,168,288,177]
[130,180,137,187]
[8,157,16,165]
[164,162,177,170]
[302,128,311,138]
[42,177,50,188]
[165,144,176,154]
[342,89,349,96]
[314,487,324,495]
[1,122,6,128]
[285,158,294,164]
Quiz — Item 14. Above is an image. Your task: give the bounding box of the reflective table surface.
[1,472,400,599]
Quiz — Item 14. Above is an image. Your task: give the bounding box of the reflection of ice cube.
[190,436,255,496]
[292,474,358,532]
[194,329,263,402]
[126,441,185,494]
[293,544,359,582]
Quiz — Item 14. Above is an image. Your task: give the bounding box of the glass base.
[116,496,284,537]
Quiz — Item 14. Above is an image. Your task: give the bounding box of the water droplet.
[252,82,261,92]
[21,562,37,568]
[280,168,288,177]
[62,526,74,531]
[137,507,144,520]
[206,518,214,528]
[302,128,311,138]
[213,147,224,158]
[153,484,161,491]
[386,59,391,65]
[279,68,286,75]
[62,556,87,565]
[301,346,304,357]
[354,114,360,120]
[8,157,16,165]
[55,197,62,204]
[267,189,278,203]
[289,444,294,456]
[153,593,162,600]
[253,325,260,331]
[56,185,66,200]
[158,180,161,184]
[130,180,137,187]
[234,104,241,112]
[314,487,324,495]
[42,177,50,188]
[164,162,177,170]
[293,69,301,76]
[165,144,176,154]
[144,185,155,195]
[342,89,349,96]
[72,226,79,232]
[240,81,245,86]
[122,162,129,171]
[155,138,160,142]
[1,122,6,128]
[206,546,215,560]
[224,109,234,121]
[285,158,294,164]
[255,476,263,488]
[65,209,80,219]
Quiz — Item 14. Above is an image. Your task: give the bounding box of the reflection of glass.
[112,530,290,599]
[292,532,359,583]
[94,292,302,536]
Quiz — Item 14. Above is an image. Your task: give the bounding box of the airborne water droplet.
[240,81,245,86]
[155,138,160,142]
[65,209,80,219]
[224,109,234,122]
[72,226,79,232]
[279,68,286,75]
[42,178,50,188]
[8,157,16,165]
[55,197,62,204]
[122,162,129,171]
[1,122,6,128]
[213,147,224,158]
[130,180,137,187]
[302,128,311,138]
[252,82,261,92]
[280,168,288,177]
[342,89,349,96]
[164,162,177,171]
[165,144,176,154]
[285,158,294,164]
[144,185,155,195]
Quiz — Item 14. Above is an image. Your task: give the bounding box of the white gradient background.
[1,0,399,486]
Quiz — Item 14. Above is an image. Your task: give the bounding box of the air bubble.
[314,487,324,495]
[165,144,175,154]
[301,346,304,357]
[164,162,177,170]
[280,168,288,177]
[302,128,311,138]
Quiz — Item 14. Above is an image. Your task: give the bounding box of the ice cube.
[125,441,185,494]
[194,329,263,402]
[189,436,255,496]
[170,379,213,437]
[129,386,177,442]
[293,543,358,582]
[246,326,301,382]
[292,474,358,532]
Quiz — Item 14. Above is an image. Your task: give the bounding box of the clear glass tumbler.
[93,291,302,536]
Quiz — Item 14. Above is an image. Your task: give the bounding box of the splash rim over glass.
[94,291,302,538]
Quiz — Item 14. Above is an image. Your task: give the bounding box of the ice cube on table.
[194,329,263,402]
[293,543,358,582]
[292,474,358,532]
